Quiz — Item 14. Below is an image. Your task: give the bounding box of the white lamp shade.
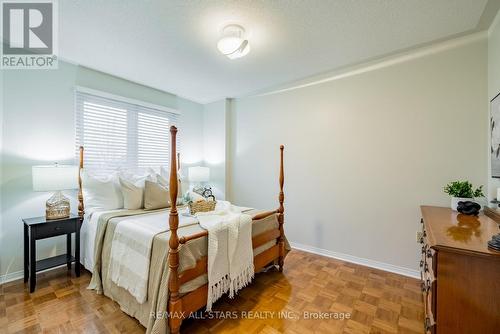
[32,165,79,191]
[188,166,210,183]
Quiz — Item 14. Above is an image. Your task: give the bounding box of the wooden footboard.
[175,233,281,319]
[175,243,281,319]
[167,126,285,333]
[178,225,281,287]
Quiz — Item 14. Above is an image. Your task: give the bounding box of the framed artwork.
[491,92,500,178]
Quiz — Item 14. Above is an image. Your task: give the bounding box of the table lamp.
[32,163,79,220]
[188,166,209,194]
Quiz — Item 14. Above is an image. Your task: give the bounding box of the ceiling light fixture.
[217,24,250,59]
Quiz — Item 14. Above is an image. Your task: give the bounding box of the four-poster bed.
[77,125,286,334]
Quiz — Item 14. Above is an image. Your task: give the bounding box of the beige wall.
[229,36,488,273]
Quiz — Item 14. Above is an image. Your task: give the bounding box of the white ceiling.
[59,0,491,104]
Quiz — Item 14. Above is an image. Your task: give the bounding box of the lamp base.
[46,191,70,220]
[192,186,214,200]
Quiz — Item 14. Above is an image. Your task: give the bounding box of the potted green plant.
[444,181,484,211]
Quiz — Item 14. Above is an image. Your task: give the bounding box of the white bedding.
[80,208,121,272]
[80,206,203,273]
[80,205,254,286]
[108,210,198,303]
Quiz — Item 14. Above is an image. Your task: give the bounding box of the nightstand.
[22,214,81,292]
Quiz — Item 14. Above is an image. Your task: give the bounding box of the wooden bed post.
[278,145,285,272]
[78,146,84,218]
[168,126,182,334]
[177,152,182,195]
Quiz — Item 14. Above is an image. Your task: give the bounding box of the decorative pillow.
[159,166,170,181]
[144,180,170,210]
[179,179,189,198]
[118,167,156,180]
[81,170,123,210]
[156,173,169,187]
[119,177,146,210]
[156,173,187,200]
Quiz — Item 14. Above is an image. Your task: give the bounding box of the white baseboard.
[2,246,419,285]
[290,242,420,279]
[0,270,24,285]
[0,264,73,286]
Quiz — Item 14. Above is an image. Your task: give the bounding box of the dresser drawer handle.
[54,226,63,231]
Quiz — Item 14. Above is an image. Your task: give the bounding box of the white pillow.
[160,166,170,181]
[81,170,123,210]
[156,173,169,187]
[119,177,145,210]
[118,170,156,209]
[160,166,186,181]
[118,167,155,182]
[180,180,189,198]
[156,173,188,200]
[144,180,170,210]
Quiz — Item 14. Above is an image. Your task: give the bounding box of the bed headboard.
[77,141,182,219]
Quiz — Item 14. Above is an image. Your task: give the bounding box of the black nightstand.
[22,214,81,292]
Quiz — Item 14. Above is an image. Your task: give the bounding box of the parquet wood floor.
[0,250,424,333]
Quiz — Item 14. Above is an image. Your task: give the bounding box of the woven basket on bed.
[188,198,216,215]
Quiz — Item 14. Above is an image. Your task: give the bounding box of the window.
[75,88,179,174]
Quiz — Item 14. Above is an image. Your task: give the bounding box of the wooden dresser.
[420,206,500,334]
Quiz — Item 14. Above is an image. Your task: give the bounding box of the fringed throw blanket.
[195,201,254,311]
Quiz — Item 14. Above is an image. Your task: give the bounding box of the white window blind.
[75,89,179,174]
